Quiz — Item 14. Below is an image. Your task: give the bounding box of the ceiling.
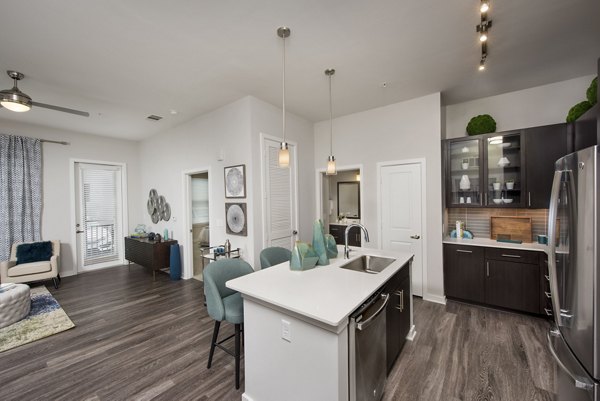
[0,0,598,141]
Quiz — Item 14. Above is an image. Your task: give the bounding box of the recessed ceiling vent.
[146,114,162,121]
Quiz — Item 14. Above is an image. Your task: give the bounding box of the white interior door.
[263,137,298,249]
[380,163,424,296]
[75,162,124,271]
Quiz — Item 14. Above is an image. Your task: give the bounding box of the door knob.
[292,230,298,235]
[410,235,420,239]
[76,230,84,234]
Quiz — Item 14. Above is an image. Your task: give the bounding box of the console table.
[124,237,177,279]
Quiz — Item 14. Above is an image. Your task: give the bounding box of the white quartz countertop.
[226,246,413,328]
[443,237,548,253]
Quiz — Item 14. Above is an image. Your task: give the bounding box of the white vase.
[459,175,471,190]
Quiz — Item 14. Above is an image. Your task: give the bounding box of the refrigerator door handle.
[547,170,565,327]
[547,332,594,391]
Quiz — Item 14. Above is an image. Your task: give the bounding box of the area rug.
[0,286,75,352]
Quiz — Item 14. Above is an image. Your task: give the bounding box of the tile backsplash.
[446,208,548,239]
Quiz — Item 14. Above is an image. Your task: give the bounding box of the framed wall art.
[225,202,247,236]
[224,164,246,198]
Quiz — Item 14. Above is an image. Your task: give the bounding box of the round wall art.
[225,203,247,236]
[224,164,246,198]
[147,189,171,222]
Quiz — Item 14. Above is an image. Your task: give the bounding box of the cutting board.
[490,216,532,243]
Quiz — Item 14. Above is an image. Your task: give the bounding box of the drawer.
[485,247,540,264]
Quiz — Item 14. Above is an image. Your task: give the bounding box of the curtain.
[0,134,42,261]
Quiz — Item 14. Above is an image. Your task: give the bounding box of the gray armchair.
[0,240,61,289]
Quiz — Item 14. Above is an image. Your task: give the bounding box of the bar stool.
[204,258,253,389]
[259,246,291,269]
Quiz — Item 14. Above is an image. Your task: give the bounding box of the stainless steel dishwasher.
[349,291,390,401]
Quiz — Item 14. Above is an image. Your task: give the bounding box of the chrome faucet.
[344,223,370,259]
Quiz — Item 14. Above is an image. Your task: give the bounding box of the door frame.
[314,164,364,226]
[260,133,299,248]
[377,158,427,298]
[181,166,211,280]
[69,158,129,274]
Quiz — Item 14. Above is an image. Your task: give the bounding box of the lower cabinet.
[384,266,411,373]
[329,224,361,246]
[444,244,541,314]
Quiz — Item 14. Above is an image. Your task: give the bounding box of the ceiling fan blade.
[31,101,90,117]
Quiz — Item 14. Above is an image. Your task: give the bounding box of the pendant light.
[325,68,337,175]
[277,26,291,168]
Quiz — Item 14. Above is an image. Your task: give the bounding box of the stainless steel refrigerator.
[547,145,599,401]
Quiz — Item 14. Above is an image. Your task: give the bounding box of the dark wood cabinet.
[540,255,554,319]
[444,123,571,209]
[384,264,410,373]
[443,244,485,303]
[125,237,177,278]
[569,103,599,152]
[329,224,361,246]
[524,124,568,208]
[444,244,541,314]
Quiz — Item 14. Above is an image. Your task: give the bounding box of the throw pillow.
[16,241,53,265]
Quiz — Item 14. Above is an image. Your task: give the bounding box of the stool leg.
[207,321,220,369]
[235,323,241,389]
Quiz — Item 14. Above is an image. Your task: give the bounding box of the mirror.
[337,181,360,219]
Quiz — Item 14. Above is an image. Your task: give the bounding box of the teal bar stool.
[259,246,291,269]
[204,258,254,389]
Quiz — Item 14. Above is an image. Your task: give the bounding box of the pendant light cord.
[282,34,286,144]
[329,73,333,155]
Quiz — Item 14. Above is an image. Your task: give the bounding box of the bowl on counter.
[503,198,513,204]
[493,199,503,204]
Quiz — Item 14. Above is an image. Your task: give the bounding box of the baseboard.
[242,394,254,401]
[406,325,417,341]
[423,293,446,305]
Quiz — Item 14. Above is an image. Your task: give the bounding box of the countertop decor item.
[566,100,592,123]
[466,114,496,135]
[289,242,319,271]
[225,203,247,236]
[224,164,246,198]
[587,76,597,105]
[324,234,338,258]
[312,219,329,265]
[490,216,532,242]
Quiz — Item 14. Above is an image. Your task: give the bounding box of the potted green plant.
[506,179,514,190]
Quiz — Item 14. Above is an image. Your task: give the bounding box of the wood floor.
[0,265,556,401]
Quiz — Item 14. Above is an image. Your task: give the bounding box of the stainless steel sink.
[339,255,396,274]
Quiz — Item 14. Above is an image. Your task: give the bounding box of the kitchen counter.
[443,237,548,253]
[226,246,414,401]
[227,245,413,330]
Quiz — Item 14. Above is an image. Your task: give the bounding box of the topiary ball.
[466,114,497,136]
[566,100,592,123]
[587,77,597,105]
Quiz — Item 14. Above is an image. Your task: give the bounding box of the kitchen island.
[227,246,415,401]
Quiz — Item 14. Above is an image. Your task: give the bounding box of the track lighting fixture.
[475,1,492,70]
[480,0,490,13]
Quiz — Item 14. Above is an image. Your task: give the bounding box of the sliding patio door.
[75,162,125,271]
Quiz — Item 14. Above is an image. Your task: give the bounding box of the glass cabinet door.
[447,139,481,206]
[485,133,523,206]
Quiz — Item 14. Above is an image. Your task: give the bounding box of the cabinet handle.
[400,290,404,312]
[456,249,473,254]
[486,261,490,277]
[545,291,552,299]
[544,308,553,316]
[528,192,531,207]
[501,254,521,258]
[485,192,488,204]
[545,275,550,281]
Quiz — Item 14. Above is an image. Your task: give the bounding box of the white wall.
[0,119,141,276]
[314,93,444,301]
[444,75,595,138]
[138,97,254,277]
[249,97,314,267]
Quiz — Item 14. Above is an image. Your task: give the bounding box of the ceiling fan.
[0,70,89,117]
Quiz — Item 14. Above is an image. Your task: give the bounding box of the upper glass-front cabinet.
[484,133,525,207]
[447,139,482,207]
